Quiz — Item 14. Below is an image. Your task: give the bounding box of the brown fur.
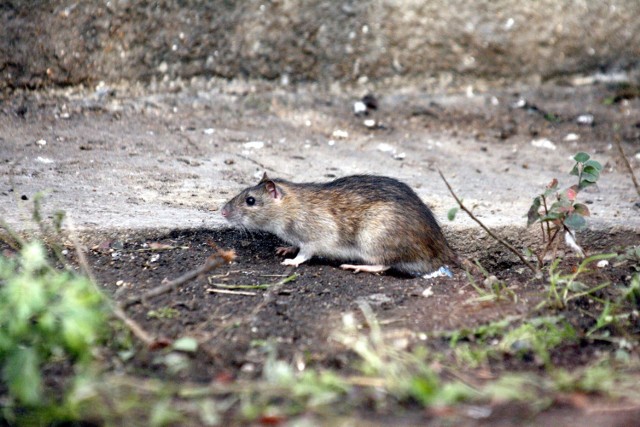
[221,173,457,275]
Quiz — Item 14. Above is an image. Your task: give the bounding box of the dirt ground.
[1,76,640,425]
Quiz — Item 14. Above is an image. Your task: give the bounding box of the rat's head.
[221,172,285,232]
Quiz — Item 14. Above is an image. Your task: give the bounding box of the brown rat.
[221,173,457,275]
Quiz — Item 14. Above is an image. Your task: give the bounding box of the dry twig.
[614,135,640,197]
[207,288,257,296]
[124,248,236,308]
[438,170,538,273]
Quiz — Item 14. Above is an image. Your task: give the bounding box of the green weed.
[527,152,603,266]
[541,253,617,310]
[0,242,107,418]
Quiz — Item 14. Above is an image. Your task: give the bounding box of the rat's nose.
[221,206,229,217]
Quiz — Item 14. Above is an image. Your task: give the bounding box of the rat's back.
[307,175,454,274]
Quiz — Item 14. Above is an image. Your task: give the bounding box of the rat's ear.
[264,180,282,200]
[258,172,269,184]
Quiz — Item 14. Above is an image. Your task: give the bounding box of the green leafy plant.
[0,242,107,411]
[527,152,603,267]
[615,245,640,273]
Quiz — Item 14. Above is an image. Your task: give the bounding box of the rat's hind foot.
[276,246,298,257]
[340,264,390,274]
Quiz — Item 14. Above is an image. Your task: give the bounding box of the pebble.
[564,133,580,141]
[531,138,556,150]
[576,114,594,125]
[243,141,264,150]
[377,142,395,152]
[512,98,527,108]
[331,129,349,139]
[36,139,47,147]
[483,275,500,289]
[36,157,54,164]
[353,101,367,115]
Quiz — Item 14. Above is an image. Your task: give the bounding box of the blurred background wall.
[2,0,639,90]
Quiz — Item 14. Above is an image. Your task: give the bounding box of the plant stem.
[438,170,538,273]
[539,227,561,266]
[541,195,552,242]
[614,135,640,197]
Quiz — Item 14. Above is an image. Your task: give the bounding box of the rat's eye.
[245,196,256,206]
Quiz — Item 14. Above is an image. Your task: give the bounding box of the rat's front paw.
[281,258,300,267]
[281,253,309,267]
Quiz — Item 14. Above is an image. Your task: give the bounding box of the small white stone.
[504,17,515,30]
[563,133,580,142]
[596,260,610,269]
[332,129,349,139]
[465,85,474,97]
[327,140,336,146]
[576,114,594,125]
[35,139,47,147]
[531,138,556,150]
[393,152,406,160]
[353,101,367,115]
[422,287,434,298]
[376,142,395,152]
[363,119,376,127]
[36,156,54,164]
[203,128,215,135]
[243,141,265,150]
[512,98,527,108]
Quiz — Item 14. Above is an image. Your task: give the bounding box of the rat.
[221,173,457,275]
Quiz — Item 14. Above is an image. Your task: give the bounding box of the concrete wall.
[2,0,639,89]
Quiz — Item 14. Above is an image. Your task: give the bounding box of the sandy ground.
[1,78,639,251]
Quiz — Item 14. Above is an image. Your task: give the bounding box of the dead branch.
[438,170,538,274]
[614,135,640,197]
[112,305,155,346]
[124,248,236,308]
